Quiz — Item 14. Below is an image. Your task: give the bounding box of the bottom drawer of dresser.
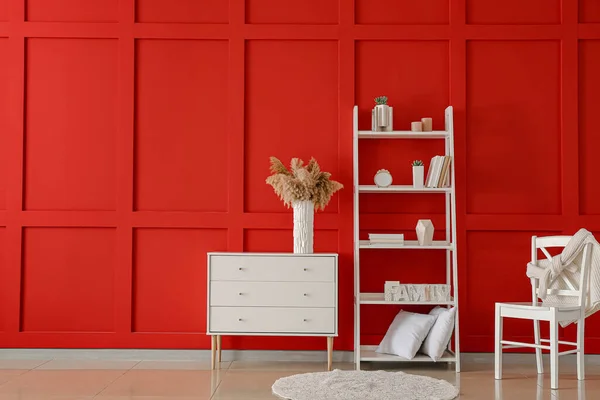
[209,307,335,334]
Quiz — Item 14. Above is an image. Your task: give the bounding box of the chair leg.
[533,319,543,374]
[494,379,502,400]
[550,311,559,390]
[577,315,585,381]
[495,305,503,380]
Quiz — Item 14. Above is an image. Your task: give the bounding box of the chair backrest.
[531,235,593,308]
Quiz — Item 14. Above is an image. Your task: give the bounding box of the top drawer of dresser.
[209,255,336,282]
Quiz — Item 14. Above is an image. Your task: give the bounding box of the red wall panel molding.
[0,227,6,332]
[466,0,560,25]
[135,39,229,212]
[25,38,118,211]
[0,38,8,210]
[21,228,116,333]
[355,0,449,25]
[0,3,7,21]
[136,0,228,24]
[133,228,228,334]
[0,0,599,353]
[578,40,600,215]
[580,0,600,23]
[244,40,339,214]
[26,0,119,22]
[246,0,338,25]
[466,40,561,215]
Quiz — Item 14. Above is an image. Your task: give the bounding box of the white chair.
[494,235,593,390]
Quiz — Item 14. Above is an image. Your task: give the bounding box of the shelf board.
[359,293,455,305]
[358,131,448,139]
[360,346,456,362]
[359,240,453,250]
[358,185,450,193]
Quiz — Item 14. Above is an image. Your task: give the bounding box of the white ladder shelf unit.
[353,105,460,371]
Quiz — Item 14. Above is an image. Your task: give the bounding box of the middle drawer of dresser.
[210,281,335,308]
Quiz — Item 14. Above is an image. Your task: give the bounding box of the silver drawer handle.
[238,292,243,296]
[238,318,243,322]
[238,267,243,271]
[303,293,308,297]
[303,319,308,322]
[303,268,308,271]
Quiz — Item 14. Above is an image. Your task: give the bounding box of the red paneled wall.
[1,0,600,353]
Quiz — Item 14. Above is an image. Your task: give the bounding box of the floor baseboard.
[0,349,355,362]
[0,349,599,365]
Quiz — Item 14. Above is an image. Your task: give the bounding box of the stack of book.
[425,155,452,188]
[368,233,404,245]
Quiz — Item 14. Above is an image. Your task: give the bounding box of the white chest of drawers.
[207,252,338,369]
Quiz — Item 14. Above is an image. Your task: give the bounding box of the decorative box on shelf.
[384,281,451,303]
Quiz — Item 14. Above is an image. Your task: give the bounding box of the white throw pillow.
[420,306,457,361]
[375,310,437,359]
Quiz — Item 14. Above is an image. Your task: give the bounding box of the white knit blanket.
[526,228,600,327]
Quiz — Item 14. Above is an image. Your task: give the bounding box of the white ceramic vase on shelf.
[416,219,434,246]
[376,104,390,126]
[413,166,424,188]
[293,200,314,253]
[371,105,393,132]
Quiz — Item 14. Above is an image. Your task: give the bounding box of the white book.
[369,235,404,243]
[435,155,446,188]
[369,234,404,239]
[427,156,441,187]
[442,157,452,187]
[425,156,436,187]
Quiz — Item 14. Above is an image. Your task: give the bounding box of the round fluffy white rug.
[272,369,459,400]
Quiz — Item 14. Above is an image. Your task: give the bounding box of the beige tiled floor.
[0,357,597,399]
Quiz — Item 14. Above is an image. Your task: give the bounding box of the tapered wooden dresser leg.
[217,335,222,364]
[327,337,334,371]
[211,336,217,370]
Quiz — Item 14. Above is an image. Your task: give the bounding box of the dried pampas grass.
[266,156,343,211]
